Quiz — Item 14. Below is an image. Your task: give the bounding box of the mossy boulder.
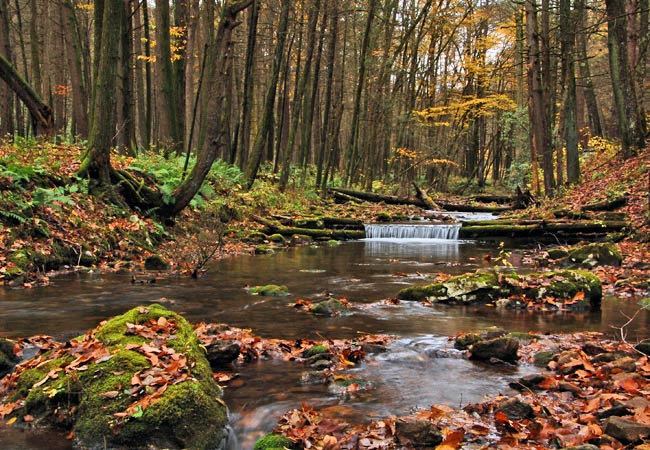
[247,284,289,296]
[268,234,286,244]
[0,338,19,376]
[253,434,297,450]
[302,345,329,358]
[309,298,347,316]
[245,231,268,244]
[397,269,601,310]
[469,337,519,363]
[7,305,229,449]
[254,244,276,255]
[549,242,622,267]
[144,254,170,270]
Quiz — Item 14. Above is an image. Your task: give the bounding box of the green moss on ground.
[303,345,329,358]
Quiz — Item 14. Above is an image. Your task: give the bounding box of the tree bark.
[575,0,602,137]
[0,0,14,136]
[236,0,259,169]
[560,0,579,183]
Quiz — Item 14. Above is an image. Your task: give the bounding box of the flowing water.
[1,233,648,448]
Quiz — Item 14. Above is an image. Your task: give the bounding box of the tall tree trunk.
[316,1,338,189]
[606,0,647,157]
[540,0,555,194]
[243,0,289,189]
[155,0,182,150]
[575,0,603,137]
[143,0,152,149]
[64,0,88,138]
[279,0,321,191]
[560,0,579,183]
[119,0,136,152]
[236,0,259,169]
[345,0,378,186]
[173,0,187,151]
[0,0,14,135]
[80,0,123,189]
[162,0,252,216]
[526,0,543,195]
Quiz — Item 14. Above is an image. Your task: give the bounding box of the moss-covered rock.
[454,333,481,350]
[8,305,229,449]
[469,337,519,363]
[253,434,296,450]
[254,244,276,255]
[549,242,622,267]
[309,298,347,316]
[397,269,601,310]
[302,345,329,358]
[534,351,558,368]
[268,234,286,244]
[247,284,289,296]
[144,254,170,270]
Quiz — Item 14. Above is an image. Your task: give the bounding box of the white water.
[364,223,461,240]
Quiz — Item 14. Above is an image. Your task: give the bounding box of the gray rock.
[495,397,534,421]
[395,415,443,447]
[206,341,240,368]
[510,374,546,391]
[144,254,170,270]
[470,337,519,363]
[604,416,650,443]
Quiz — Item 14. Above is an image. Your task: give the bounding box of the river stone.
[144,254,170,270]
[470,337,519,363]
[554,242,623,268]
[0,338,19,377]
[395,414,443,447]
[495,397,534,421]
[7,304,229,449]
[309,298,346,316]
[635,342,650,356]
[247,284,289,296]
[206,341,240,368]
[604,416,650,443]
[510,374,546,391]
[454,333,482,350]
[397,269,602,309]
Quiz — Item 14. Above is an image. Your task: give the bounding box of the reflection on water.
[0,240,648,448]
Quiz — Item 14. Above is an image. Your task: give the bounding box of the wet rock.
[560,445,599,450]
[397,269,601,310]
[254,244,275,255]
[604,416,650,444]
[290,234,313,245]
[510,374,546,391]
[300,371,328,385]
[361,343,387,354]
[311,359,334,370]
[302,345,330,359]
[552,242,623,268]
[309,298,347,316]
[268,234,286,244]
[7,305,229,449]
[395,415,443,447]
[454,333,481,350]
[206,341,240,368]
[534,351,558,368]
[469,337,519,363]
[591,352,628,363]
[247,284,289,296]
[582,343,607,356]
[144,254,170,270]
[0,339,19,377]
[596,406,632,419]
[484,327,507,339]
[557,381,582,395]
[245,231,267,244]
[254,434,297,450]
[495,397,534,421]
[609,357,637,372]
[634,342,650,356]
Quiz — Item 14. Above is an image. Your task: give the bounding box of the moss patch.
[254,434,296,450]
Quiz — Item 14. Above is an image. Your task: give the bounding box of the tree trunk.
[64,0,88,138]
[560,0,579,183]
[161,0,252,216]
[575,0,602,137]
[525,0,543,195]
[0,54,52,135]
[243,0,289,189]
[0,0,14,136]
[236,0,259,169]
[606,0,647,157]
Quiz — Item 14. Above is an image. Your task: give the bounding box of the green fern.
[0,209,27,223]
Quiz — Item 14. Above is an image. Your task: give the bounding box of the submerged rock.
[206,341,240,368]
[247,284,289,296]
[398,269,602,310]
[604,416,650,444]
[495,397,534,421]
[548,242,623,267]
[309,298,347,316]
[3,305,229,449]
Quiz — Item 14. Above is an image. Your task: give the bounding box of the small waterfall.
[364,223,461,240]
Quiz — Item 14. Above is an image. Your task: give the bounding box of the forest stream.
[1,231,648,449]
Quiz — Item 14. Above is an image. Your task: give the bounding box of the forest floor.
[1,141,650,448]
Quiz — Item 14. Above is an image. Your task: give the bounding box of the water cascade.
[364,223,461,240]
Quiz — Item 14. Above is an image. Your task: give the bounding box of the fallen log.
[581,195,628,212]
[436,202,513,213]
[459,220,629,238]
[471,194,515,204]
[252,215,365,240]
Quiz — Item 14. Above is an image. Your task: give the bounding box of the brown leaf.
[100,391,120,399]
